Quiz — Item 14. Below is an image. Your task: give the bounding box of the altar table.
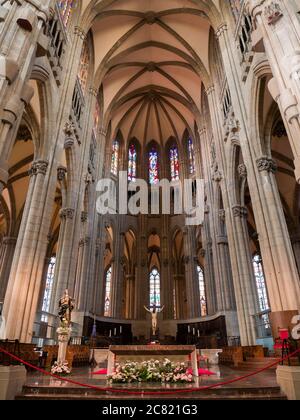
[107,345,199,377]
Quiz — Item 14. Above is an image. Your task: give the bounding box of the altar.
[107,345,199,377]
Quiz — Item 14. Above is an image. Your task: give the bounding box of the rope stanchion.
[0,347,299,396]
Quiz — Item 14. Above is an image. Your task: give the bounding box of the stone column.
[74,236,90,311]
[2,160,55,342]
[124,274,135,320]
[0,237,16,302]
[174,274,186,319]
[248,0,300,182]
[110,229,125,319]
[135,218,149,320]
[161,222,174,320]
[201,212,217,315]
[0,2,49,191]
[291,234,300,275]
[231,204,259,345]
[255,158,300,333]
[183,227,201,319]
[52,207,76,312]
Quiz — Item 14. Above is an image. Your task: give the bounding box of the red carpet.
[93,369,107,375]
[198,368,215,376]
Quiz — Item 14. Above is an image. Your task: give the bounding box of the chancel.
[0,0,300,402]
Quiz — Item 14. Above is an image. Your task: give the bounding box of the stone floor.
[24,365,277,389]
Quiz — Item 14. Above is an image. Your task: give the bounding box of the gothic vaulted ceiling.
[90,0,213,148]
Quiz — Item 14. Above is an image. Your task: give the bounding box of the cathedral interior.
[0,0,300,401]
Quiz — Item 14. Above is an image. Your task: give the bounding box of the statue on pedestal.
[52,290,74,375]
[144,305,164,337]
[58,289,74,327]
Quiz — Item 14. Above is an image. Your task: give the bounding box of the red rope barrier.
[0,347,299,396]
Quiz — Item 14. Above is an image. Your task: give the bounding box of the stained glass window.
[93,99,100,137]
[42,257,56,314]
[149,148,159,185]
[128,144,137,182]
[253,254,269,312]
[111,140,119,176]
[170,145,180,182]
[197,266,207,317]
[104,267,112,317]
[150,268,161,308]
[57,1,73,28]
[188,138,195,175]
[78,38,90,94]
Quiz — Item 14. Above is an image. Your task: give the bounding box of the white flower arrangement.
[51,361,71,375]
[108,359,194,384]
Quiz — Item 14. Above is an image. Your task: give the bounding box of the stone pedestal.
[200,349,223,366]
[276,366,300,400]
[0,366,27,400]
[56,326,72,364]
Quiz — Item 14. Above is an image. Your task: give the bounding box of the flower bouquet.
[51,361,71,375]
[108,359,194,384]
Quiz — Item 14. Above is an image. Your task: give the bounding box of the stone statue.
[58,289,74,327]
[144,305,165,336]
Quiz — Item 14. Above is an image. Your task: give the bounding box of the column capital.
[215,23,228,39]
[29,160,48,177]
[264,1,284,25]
[2,236,17,245]
[89,87,98,97]
[74,26,86,40]
[257,157,277,173]
[57,166,67,182]
[81,211,88,223]
[238,163,247,179]
[232,205,248,218]
[59,208,75,220]
[198,127,207,137]
[64,121,75,137]
[219,209,226,222]
[205,85,215,96]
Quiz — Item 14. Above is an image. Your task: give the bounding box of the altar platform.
[16,365,286,400]
[107,345,198,377]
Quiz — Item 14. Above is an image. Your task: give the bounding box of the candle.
[109,330,111,337]
[188,326,191,333]
[193,328,195,336]
[120,326,122,334]
[114,328,117,336]
[198,330,200,338]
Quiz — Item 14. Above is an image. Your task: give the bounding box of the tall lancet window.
[128,144,137,182]
[78,38,90,94]
[58,0,73,27]
[188,138,195,175]
[93,99,100,137]
[149,147,159,185]
[170,145,180,182]
[197,265,207,317]
[149,268,161,308]
[253,254,269,312]
[42,257,56,314]
[111,140,120,176]
[104,266,112,317]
